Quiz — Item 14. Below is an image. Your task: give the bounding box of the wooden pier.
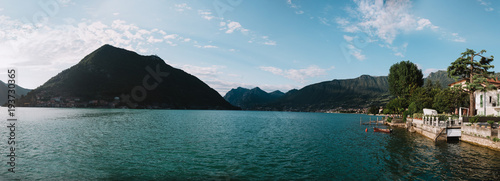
[360,117,385,125]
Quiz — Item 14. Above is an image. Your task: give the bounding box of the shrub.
[469,116,479,124]
[493,137,500,142]
[487,120,494,127]
[438,115,448,121]
[487,136,491,139]
[403,110,409,123]
[413,113,423,119]
[387,117,393,123]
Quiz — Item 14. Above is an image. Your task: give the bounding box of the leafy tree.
[383,97,408,114]
[368,105,379,115]
[448,49,495,116]
[408,86,440,113]
[408,102,417,115]
[388,61,424,98]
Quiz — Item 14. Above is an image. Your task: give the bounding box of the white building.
[450,79,500,116]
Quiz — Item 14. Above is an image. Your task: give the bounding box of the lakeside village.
[23,90,124,108]
[360,49,500,152]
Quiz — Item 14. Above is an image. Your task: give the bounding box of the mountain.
[0,80,31,105]
[16,44,239,110]
[424,70,457,88]
[264,75,391,111]
[223,75,391,112]
[223,87,284,109]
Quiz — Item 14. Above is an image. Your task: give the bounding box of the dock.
[409,117,462,142]
[360,117,385,125]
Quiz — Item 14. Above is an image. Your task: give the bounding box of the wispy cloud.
[337,0,465,61]
[260,65,334,83]
[338,0,439,44]
[478,0,495,11]
[286,0,304,14]
[174,3,192,12]
[220,21,249,34]
[198,10,216,20]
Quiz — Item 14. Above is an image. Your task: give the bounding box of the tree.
[368,105,379,115]
[448,49,495,116]
[433,87,469,114]
[383,97,408,114]
[388,61,424,98]
[409,86,440,113]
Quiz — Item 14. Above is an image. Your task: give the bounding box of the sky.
[0,0,499,95]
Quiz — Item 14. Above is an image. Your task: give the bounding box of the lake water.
[1,108,500,180]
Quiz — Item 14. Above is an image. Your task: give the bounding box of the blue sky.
[0,0,499,95]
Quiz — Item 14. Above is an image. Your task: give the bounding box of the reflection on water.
[384,128,500,180]
[0,108,499,180]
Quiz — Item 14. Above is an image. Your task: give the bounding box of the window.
[480,95,483,108]
[490,96,492,103]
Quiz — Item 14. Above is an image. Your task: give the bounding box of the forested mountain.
[16,44,239,110]
[224,87,284,109]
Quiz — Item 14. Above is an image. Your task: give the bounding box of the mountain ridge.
[17,44,239,110]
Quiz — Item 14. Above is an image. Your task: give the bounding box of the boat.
[374,127,392,133]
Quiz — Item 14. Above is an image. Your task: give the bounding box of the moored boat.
[374,127,392,133]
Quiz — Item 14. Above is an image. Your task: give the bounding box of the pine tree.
[447,49,495,116]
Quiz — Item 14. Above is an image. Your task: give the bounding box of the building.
[450,78,500,116]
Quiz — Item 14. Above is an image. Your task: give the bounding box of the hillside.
[425,70,457,88]
[0,80,31,105]
[260,75,391,111]
[224,87,284,109]
[16,44,239,110]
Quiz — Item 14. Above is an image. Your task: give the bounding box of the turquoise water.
[1,108,500,180]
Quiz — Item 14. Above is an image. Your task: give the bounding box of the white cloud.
[178,64,225,78]
[351,51,366,61]
[264,40,277,46]
[296,10,304,14]
[478,0,494,11]
[287,0,299,9]
[113,12,119,16]
[174,3,192,12]
[343,43,366,61]
[338,0,439,44]
[451,33,466,42]
[183,38,191,42]
[167,64,297,95]
[343,35,354,42]
[163,34,178,40]
[198,10,216,20]
[203,45,218,49]
[223,21,249,34]
[394,52,404,57]
[318,17,330,26]
[260,65,334,83]
[166,41,177,46]
[416,18,438,30]
[0,16,177,88]
[147,36,163,43]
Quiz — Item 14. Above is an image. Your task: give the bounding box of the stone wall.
[461,125,498,138]
[461,134,500,151]
[412,123,442,140]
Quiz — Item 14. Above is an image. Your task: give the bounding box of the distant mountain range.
[16,44,239,110]
[224,71,465,111]
[225,75,391,111]
[0,80,31,106]
[224,87,284,109]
